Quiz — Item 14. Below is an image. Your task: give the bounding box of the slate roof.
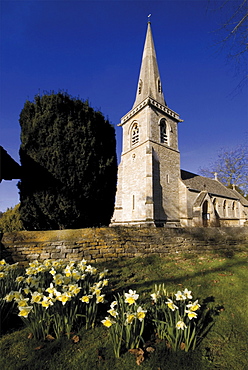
[180,170,240,200]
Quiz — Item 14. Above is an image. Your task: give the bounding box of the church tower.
[112,22,183,226]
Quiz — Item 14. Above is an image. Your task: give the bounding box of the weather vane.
[148,14,152,23]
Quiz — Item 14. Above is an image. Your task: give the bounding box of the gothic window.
[138,79,143,95]
[160,119,168,144]
[232,201,236,217]
[131,123,139,146]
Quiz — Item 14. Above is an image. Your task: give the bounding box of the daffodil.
[136,306,147,321]
[101,317,114,327]
[126,313,135,324]
[186,300,201,311]
[0,259,6,265]
[0,272,6,278]
[124,289,139,305]
[16,276,25,283]
[18,306,33,318]
[166,298,178,311]
[4,291,16,302]
[107,308,118,317]
[17,298,30,307]
[176,320,187,330]
[96,294,105,303]
[41,297,54,309]
[183,288,192,299]
[110,301,117,309]
[99,269,108,279]
[31,292,43,303]
[80,295,92,304]
[185,310,197,320]
[54,273,64,285]
[175,290,186,301]
[57,293,71,305]
[151,292,160,303]
[102,279,109,287]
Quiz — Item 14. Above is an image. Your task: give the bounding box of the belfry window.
[132,123,139,146]
[160,119,168,144]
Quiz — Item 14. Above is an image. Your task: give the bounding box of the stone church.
[111,22,248,227]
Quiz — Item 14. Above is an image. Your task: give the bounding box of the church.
[111,22,248,228]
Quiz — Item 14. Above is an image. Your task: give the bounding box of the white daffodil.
[183,288,192,299]
[124,289,139,305]
[176,320,187,330]
[175,291,186,301]
[151,291,161,303]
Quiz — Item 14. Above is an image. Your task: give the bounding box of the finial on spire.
[148,14,151,23]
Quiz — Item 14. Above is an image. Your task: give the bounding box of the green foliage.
[18,92,117,230]
[0,204,24,233]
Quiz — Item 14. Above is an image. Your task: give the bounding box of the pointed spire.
[133,22,166,108]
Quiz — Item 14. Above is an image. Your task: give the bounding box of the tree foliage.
[0,204,24,233]
[18,93,117,230]
[199,145,248,196]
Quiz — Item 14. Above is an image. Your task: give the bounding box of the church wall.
[2,227,247,266]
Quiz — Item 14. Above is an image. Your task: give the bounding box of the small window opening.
[132,123,139,145]
[132,195,135,210]
[160,119,168,144]
[138,79,143,95]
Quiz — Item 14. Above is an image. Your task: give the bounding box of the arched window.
[131,123,139,146]
[160,119,168,144]
[223,200,227,217]
[138,79,143,95]
[232,201,236,217]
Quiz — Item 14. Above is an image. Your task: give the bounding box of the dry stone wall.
[1,227,247,265]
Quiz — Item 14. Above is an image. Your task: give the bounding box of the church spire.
[133,21,166,108]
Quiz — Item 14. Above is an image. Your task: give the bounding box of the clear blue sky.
[0,0,247,212]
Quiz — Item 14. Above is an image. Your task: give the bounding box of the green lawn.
[0,248,247,370]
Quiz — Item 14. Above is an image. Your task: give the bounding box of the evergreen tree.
[18,93,117,230]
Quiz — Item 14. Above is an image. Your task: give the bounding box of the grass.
[0,248,247,370]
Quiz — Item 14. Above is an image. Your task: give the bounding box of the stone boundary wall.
[1,227,248,265]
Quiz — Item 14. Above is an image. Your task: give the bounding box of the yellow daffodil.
[0,259,6,265]
[18,306,33,318]
[57,293,71,305]
[54,274,64,285]
[186,300,201,311]
[126,313,135,324]
[166,298,178,311]
[96,294,105,304]
[16,276,25,283]
[124,289,139,305]
[102,279,109,287]
[31,292,43,303]
[41,297,54,309]
[0,272,6,278]
[101,317,114,327]
[4,292,16,302]
[136,306,147,321]
[80,295,92,304]
[176,320,187,330]
[186,310,198,320]
[17,298,30,307]
[99,269,108,279]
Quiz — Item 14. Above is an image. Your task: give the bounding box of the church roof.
[181,170,240,200]
[132,22,166,108]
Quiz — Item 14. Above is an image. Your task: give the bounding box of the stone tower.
[111,22,183,226]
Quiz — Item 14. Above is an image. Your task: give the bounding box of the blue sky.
[0,0,247,212]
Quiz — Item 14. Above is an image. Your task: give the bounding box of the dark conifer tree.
[18,93,117,230]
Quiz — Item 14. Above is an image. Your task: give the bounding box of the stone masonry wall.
[1,227,248,266]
